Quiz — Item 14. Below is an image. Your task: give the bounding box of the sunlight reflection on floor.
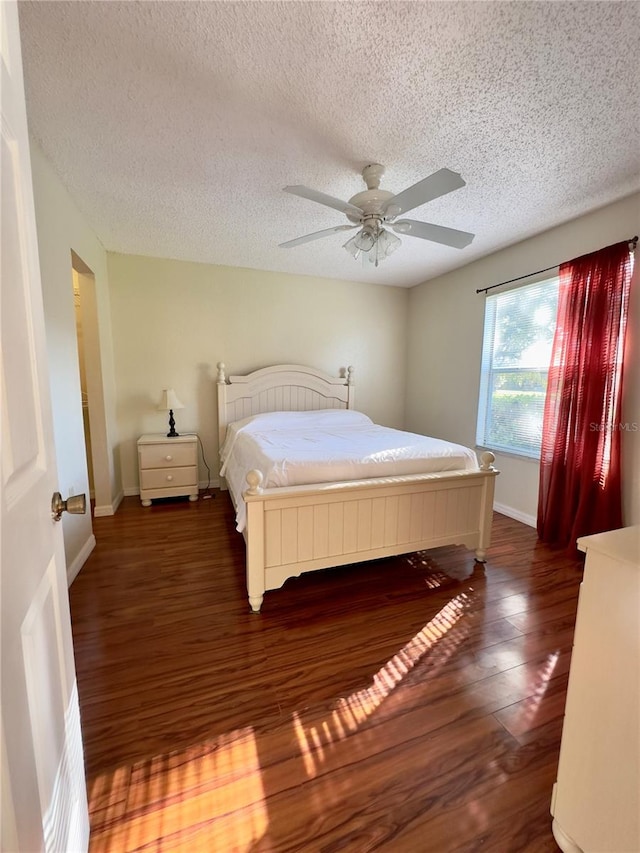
[293,590,474,779]
[88,727,268,852]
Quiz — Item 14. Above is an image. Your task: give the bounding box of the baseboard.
[66,534,96,586]
[494,502,536,529]
[93,489,124,517]
[200,477,221,490]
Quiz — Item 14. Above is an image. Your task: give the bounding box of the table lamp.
[157,389,184,437]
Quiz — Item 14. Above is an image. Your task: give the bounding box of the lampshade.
[377,228,401,257]
[343,234,362,259]
[157,389,184,411]
[354,226,376,252]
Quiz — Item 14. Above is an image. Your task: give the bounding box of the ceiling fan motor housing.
[346,191,395,223]
[346,163,396,224]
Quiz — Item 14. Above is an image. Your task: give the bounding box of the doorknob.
[51,491,87,522]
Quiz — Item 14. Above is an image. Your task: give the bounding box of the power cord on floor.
[197,435,213,499]
[184,433,214,499]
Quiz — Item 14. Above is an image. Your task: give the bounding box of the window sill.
[475,444,541,463]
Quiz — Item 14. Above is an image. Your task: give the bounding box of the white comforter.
[220,410,479,532]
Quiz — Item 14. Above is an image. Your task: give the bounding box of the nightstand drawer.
[140,466,197,491]
[139,443,196,469]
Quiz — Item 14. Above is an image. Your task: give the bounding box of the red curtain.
[537,241,633,548]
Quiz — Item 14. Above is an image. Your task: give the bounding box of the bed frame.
[217,363,498,613]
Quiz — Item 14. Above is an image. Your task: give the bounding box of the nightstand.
[137,434,199,506]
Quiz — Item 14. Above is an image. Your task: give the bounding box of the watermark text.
[589,422,638,432]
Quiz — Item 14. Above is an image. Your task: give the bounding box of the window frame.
[476,275,559,461]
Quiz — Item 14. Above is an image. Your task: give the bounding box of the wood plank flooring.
[69,492,583,852]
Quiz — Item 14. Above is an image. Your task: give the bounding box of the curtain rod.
[476,235,638,295]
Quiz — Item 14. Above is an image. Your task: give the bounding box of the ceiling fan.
[279,164,475,267]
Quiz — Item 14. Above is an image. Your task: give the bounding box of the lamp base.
[167,409,179,438]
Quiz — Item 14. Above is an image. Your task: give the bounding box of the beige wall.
[30,142,121,577]
[107,253,409,495]
[406,192,640,527]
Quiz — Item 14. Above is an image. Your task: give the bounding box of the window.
[476,276,559,459]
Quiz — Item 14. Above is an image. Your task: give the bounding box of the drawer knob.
[166,474,173,481]
[165,455,173,461]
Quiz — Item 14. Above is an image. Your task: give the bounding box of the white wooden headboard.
[216,362,355,450]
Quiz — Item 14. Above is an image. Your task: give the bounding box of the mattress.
[220,410,479,532]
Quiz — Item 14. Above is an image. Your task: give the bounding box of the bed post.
[475,451,497,562]
[216,362,229,489]
[245,470,265,613]
[346,365,355,410]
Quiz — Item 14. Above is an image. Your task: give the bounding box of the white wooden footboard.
[244,453,497,612]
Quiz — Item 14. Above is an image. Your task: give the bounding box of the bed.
[217,363,498,612]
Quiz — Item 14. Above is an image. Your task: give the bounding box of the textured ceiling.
[18,1,640,288]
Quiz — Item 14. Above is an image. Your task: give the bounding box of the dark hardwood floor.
[69,491,583,852]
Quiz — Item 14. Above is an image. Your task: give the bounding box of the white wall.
[107,253,409,495]
[406,193,640,528]
[30,142,121,577]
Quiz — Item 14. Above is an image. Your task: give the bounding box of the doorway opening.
[70,251,113,516]
[72,269,94,499]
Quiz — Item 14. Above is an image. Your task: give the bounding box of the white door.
[1,2,89,851]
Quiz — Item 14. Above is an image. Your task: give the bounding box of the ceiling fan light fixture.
[345,225,400,266]
[377,229,401,257]
[353,225,376,252]
[343,234,362,259]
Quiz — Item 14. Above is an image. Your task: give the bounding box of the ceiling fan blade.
[384,168,466,216]
[279,224,358,249]
[392,219,475,249]
[283,185,364,217]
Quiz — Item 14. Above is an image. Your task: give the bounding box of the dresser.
[551,525,639,853]
[137,434,199,506]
